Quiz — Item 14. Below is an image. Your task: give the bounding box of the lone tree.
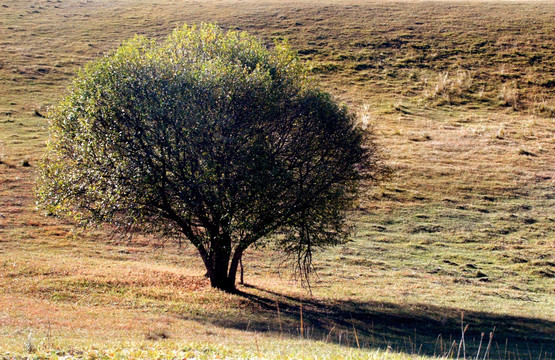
[37,24,384,292]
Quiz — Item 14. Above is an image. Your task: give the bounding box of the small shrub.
[24,332,35,353]
[518,148,537,157]
[145,329,170,340]
[425,71,474,104]
[34,108,44,118]
[494,126,505,139]
[533,100,555,118]
[499,82,520,110]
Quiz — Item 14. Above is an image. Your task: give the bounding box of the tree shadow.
[204,285,555,358]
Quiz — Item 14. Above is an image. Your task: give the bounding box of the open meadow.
[0,0,554,358]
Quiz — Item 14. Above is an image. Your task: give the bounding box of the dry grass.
[424,71,474,105]
[0,0,554,358]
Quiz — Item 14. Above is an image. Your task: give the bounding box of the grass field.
[0,0,554,358]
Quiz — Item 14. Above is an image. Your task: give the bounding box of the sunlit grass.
[1,338,442,360]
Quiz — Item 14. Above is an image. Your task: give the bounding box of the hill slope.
[0,0,553,358]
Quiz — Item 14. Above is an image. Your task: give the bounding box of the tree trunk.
[227,247,244,289]
[239,257,244,285]
[198,245,243,293]
[209,265,234,292]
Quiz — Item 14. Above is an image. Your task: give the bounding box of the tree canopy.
[37,24,385,292]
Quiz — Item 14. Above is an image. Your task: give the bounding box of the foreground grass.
[1,340,439,360]
[0,0,554,358]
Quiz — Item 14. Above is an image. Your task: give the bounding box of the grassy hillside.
[0,0,553,358]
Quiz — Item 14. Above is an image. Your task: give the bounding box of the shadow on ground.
[203,285,555,359]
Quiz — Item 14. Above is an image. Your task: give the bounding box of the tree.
[37,24,385,292]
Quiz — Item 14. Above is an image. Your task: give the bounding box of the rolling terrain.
[0,0,554,358]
